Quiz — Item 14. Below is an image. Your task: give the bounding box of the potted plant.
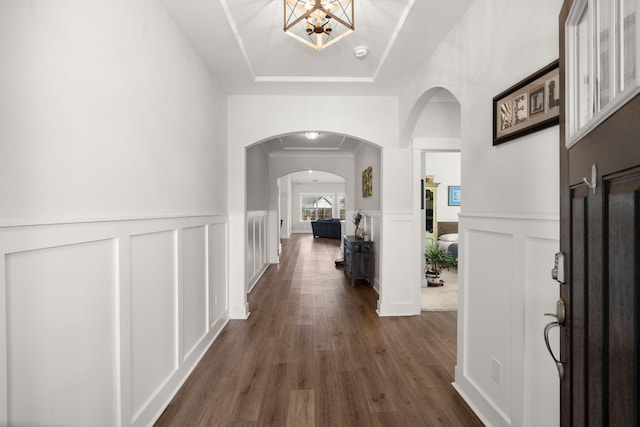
[352,209,363,238]
[425,242,457,286]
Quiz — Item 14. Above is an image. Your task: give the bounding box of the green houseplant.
[425,242,457,286]
[352,209,363,237]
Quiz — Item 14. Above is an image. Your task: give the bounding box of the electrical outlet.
[214,294,218,306]
[491,357,502,385]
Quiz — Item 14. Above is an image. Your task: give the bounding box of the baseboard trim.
[229,303,250,319]
[453,367,511,427]
[147,315,229,426]
[248,263,269,293]
[376,301,420,317]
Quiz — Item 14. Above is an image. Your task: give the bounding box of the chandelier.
[284,0,354,51]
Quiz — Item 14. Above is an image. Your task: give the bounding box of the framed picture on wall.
[493,60,560,145]
[448,186,461,206]
[362,166,372,197]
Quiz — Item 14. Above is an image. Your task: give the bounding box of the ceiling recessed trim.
[373,0,416,80]
[282,146,341,151]
[219,0,256,79]
[270,151,355,158]
[255,75,374,83]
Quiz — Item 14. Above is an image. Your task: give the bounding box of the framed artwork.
[448,186,461,206]
[362,166,372,197]
[493,60,560,145]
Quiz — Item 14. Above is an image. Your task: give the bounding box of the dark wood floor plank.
[255,362,292,426]
[154,234,483,427]
[311,349,341,427]
[335,370,376,426]
[196,376,243,427]
[285,389,315,427]
[289,325,314,390]
[227,337,278,422]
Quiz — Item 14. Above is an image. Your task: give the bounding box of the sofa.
[311,218,342,239]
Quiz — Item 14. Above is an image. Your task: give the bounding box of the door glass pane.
[576,5,592,130]
[598,0,613,110]
[622,0,637,90]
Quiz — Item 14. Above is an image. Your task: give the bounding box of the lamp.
[305,131,320,139]
[284,0,354,51]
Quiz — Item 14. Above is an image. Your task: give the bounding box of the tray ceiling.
[160,0,473,95]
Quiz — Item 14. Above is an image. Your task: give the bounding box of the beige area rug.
[421,268,458,311]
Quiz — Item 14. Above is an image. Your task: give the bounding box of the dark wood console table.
[343,235,374,287]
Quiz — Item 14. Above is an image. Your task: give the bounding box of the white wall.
[424,152,461,222]
[246,145,269,211]
[0,0,228,223]
[399,0,562,426]
[0,1,229,426]
[278,175,292,238]
[414,100,461,137]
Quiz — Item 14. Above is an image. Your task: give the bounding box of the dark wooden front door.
[560,1,640,425]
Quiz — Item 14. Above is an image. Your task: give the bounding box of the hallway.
[155,234,482,426]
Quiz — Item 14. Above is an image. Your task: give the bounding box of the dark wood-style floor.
[155,234,483,426]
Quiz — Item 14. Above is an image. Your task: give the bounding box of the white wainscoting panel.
[0,215,231,427]
[523,237,560,427]
[246,211,269,292]
[130,230,178,420]
[5,240,118,427]
[246,218,255,287]
[209,222,228,328]
[454,213,559,427]
[464,229,514,421]
[377,212,419,316]
[182,226,208,361]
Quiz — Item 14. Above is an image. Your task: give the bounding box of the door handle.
[543,299,565,381]
[544,299,566,326]
[544,321,564,381]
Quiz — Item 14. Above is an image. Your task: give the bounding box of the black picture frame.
[493,60,560,145]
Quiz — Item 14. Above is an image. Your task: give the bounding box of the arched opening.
[244,131,382,310]
[408,87,462,311]
[278,170,346,240]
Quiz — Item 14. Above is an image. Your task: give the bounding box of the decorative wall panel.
[0,215,230,427]
[182,226,208,360]
[246,211,270,291]
[5,240,117,427]
[209,223,228,326]
[129,230,177,420]
[465,229,513,417]
[456,214,560,427]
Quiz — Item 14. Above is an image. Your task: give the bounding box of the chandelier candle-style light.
[284,0,354,51]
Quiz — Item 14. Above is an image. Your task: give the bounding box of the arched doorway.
[278,170,346,241]
[244,132,382,311]
[407,87,462,311]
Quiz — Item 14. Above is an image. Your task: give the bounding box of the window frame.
[299,192,345,221]
[566,0,640,147]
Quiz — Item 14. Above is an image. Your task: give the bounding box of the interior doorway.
[408,87,462,312]
[421,151,461,311]
[244,132,382,313]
